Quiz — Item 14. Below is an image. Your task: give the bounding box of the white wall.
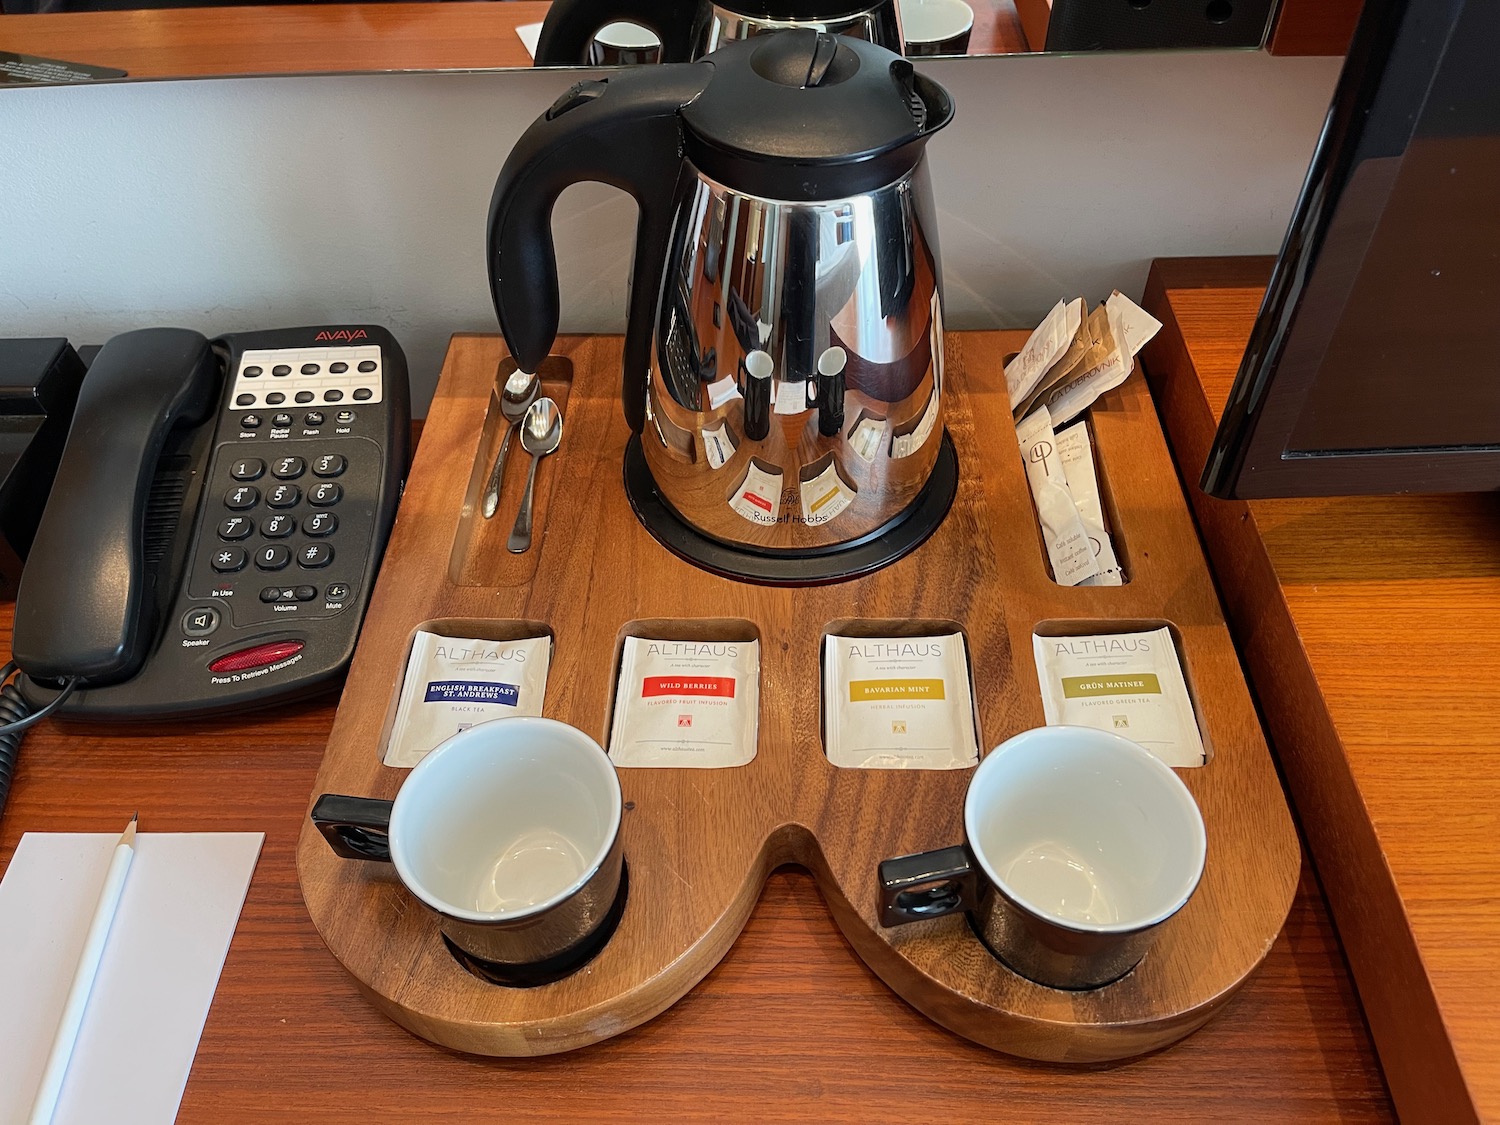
[0,50,1340,409]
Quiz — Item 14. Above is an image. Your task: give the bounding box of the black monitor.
[1202,0,1500,499]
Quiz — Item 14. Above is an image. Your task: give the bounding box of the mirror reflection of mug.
[312,717,625,987]
[588,22,664,65]
[900,0,974,56]
[878,726,1206,990]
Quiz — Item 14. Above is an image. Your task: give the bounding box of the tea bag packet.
[1005,297,1084,410]
[1038,302,1132,427]
[701,420,734,469]
[1013,304,1091,420]
[800,461,855,525]
[1018,406,1100,586]
[1032,628,1205,767]
[823,633,979,769]
[609,637,760,767]
[384,632,551,767]
[1055,421,1123,586]
[731,460,782,524]
[1105,290,1163,357]
[849,415,887,462]
[892,390,939,459]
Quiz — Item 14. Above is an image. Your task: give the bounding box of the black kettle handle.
[487,66,710,433]
[534,0,701,64]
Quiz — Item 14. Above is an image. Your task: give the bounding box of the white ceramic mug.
[900,0,974,56]
[588,21,664,65]
[313,717,625,986]
[879,726,1206,989]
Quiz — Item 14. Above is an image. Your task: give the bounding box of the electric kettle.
[488,30,954,569]
[534,0,904,65]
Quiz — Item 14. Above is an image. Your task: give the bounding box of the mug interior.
[390,718,621,923]
[901,0,975,42]
[966,727,1205,934]
[595,21,662,48]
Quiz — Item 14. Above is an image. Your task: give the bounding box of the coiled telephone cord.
[0,662,79,822]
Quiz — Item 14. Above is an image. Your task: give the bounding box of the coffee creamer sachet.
[823,633,979,769]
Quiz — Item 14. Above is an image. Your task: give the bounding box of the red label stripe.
[740,491,773,512]
[642,676,736,699]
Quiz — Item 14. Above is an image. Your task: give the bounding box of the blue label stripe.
[423,680,520,705]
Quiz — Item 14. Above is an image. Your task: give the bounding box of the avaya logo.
[314,329,369,342]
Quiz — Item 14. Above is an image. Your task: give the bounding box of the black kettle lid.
[681,30,954,201]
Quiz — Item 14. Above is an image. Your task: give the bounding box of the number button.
[309,482,342,506]
[261,514,296,538]
[303,512,338,537]
[272,456,306,480]
[313,454,346,477]
[230,458,265,481]
[298,543,333,569]
[211,547,247,572]
[267,484,301,509]
[255,544,291,570]
[224,486,259,510]
[218,516,252,541]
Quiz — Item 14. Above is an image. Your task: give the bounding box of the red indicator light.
[209,640,305,674]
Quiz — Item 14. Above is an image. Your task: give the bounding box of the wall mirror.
[0,0,1358,87]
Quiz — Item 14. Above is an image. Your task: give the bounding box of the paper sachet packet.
[1014,304,1092,420]
[609,637,760,767]
[1105,290,1163,357]
[1018,406,1100,586]
[1005,298,1084,410]
[823,633,979,769]
[1032,627,1205,767]
[1035,302,1131,427]
[385,631,551,767]
[1055,420,1122,586]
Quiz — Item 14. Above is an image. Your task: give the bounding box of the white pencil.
[28,815,138,1125]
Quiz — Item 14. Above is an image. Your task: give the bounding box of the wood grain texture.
[0,2,1026,82]
[1141,256,1499,1125]
[296,330,1301,1063]
[1268,0,1363,56]
[0,407,1392,1120]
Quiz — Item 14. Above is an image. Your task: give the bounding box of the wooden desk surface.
[1142,256,1500,1125]
[0,389,1391,1120]
[0,3,1026,82]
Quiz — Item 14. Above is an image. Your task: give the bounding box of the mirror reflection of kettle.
[488,30,954,565]
[534,0,904,64]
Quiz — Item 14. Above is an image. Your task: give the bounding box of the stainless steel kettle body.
[644,162,944,550]
[488,32,954,564]
[535,0,904,64]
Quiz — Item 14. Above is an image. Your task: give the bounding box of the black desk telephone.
[9,325,410,719]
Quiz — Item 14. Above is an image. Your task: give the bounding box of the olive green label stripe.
[1061,673,1162,699]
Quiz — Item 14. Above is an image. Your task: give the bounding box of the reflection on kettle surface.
[643,160,945,551]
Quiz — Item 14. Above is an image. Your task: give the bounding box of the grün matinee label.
[1061,673,1161,699]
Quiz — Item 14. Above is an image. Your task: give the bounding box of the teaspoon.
[482,366,540,519]
[507,398,563,554]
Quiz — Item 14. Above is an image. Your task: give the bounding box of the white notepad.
[0,832,264,1125]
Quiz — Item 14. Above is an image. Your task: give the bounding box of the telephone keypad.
[212,547,248,573]
[225,486,259,510]
[261,514,295,538]
[219,516,252,541]
[299,543,333,568]
[304,512,337,536]
[272,457,305,479]
[313,454,345,477]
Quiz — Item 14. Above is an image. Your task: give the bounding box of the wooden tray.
[295,331,1299,1062]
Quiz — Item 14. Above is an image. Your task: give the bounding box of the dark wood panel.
[1269,0,1363,56]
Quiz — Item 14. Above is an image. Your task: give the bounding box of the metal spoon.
[481,366,540,519]
[507,398,563,554]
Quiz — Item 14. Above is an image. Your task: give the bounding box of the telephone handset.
[11,325,410,718]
